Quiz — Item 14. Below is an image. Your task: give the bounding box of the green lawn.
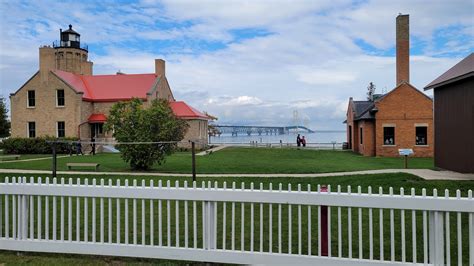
[0,173,472,265]
[0,148,434,174]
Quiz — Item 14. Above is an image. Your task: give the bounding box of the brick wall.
[374,83,433,157]
[358,120,375,156]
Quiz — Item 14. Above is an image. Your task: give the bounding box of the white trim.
[56,89,65,107]
[26,90,35,108]
[27,121,35,138]
[57,121,65,138]
[414,123,428,127]
[382,123,396,127]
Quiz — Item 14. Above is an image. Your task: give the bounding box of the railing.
[211,142,344,149]
[0,177,473,265]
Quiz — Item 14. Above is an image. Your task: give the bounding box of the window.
[198,121,202,138]
[28,122,36,138]
[57,89,65,106]
[57,121,65,138]
[360,127,363,144]
[416,126,428,145]
[383,127,395,145]
[27,90,35,107]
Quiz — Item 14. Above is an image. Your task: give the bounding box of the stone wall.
[10,72,82,138]
[179,119,208,149]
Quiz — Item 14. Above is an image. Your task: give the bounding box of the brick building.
[344,15,434,157]
[9,25,209,148]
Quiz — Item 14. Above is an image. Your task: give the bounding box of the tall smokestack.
[396,14,409,85]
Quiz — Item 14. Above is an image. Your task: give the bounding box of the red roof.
[88,113,107,123]
[170,101,209,120]
[54,70,157,101]
[53,70,208,120]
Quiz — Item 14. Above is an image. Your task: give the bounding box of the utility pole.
[51,141,57,178]
[191,141,196,182]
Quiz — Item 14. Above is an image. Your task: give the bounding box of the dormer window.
[57,89,65,107]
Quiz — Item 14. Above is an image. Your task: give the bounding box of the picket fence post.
[428,189,444,266]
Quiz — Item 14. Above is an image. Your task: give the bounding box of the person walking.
[90,137,96,155]
[76,140,83,156]
[301,136,306,147]
[296,134,301,148]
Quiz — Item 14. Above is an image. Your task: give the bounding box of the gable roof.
[424,53,474,90]
[169,101,210,120]
[352,101,375,120]
[53,70,157,102]
[378,82,432,103]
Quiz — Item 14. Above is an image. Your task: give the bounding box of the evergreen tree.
[367,82,376,101]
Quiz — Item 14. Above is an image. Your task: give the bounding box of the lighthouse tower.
[39,25,93,83]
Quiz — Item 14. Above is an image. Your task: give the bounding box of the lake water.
[210,131,346,147]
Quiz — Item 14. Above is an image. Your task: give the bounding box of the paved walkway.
[0,155,70,164]
[0,168,472,180]
[196,145,228,156]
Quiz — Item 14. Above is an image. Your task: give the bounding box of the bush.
[2,136,78,154]
[105,98,188,170]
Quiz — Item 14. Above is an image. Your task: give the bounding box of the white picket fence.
[0,176,473,265]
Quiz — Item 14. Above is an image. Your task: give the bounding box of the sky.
[0,0,472,130]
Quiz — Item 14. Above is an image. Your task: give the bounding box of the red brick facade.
[346,83,434,157]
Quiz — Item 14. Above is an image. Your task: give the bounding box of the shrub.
[2,136,78,154]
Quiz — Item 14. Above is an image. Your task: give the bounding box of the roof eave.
[424,72,474,90]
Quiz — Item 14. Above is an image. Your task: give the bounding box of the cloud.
[207,96,263,106]
[0,0,472,129]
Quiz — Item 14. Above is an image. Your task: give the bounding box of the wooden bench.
[0,155,21,161]
[66,163,100,171]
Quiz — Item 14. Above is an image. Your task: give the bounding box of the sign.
[398,149,414,156]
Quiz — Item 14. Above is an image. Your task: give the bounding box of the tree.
[367,82,376,101]
[105,98,188,170]
[0,97,10,138]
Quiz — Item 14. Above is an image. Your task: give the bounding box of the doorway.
[90,123,103,138]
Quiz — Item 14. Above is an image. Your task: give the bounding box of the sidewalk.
[0,155,70,164]
[0,168,472,180]
[196,145,228,156]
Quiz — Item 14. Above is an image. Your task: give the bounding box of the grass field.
[0,173,472,265]
[0,147,434,174]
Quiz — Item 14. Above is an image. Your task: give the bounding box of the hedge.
[2,136,78,154]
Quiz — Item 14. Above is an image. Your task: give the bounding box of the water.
[210,131,346,146]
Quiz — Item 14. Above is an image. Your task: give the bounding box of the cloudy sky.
[0,0,472,130]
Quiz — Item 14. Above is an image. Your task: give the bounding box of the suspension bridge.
[212,125,315,136]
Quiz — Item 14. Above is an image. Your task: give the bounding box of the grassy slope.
[0,173,473,265]
[0,148,434,174]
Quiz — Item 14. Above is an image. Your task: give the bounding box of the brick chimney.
[155,59,165,77]
[396,14,409,85]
